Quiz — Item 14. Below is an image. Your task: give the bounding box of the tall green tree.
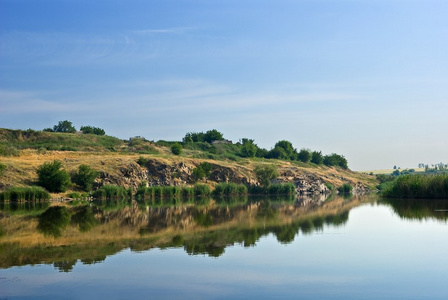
[311,151,323,165]
[240,138,257,158]
[274,140,297,160]
[53,120,76,133]
[297,148,311,163]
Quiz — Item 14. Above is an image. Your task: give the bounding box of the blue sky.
[1,0,447,170]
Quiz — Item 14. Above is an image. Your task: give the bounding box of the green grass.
[382,174,448,199]
[0,186,51,202]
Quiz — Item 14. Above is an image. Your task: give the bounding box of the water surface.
[1,195,447,299]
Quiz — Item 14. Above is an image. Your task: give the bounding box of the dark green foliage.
[128,137,159,154]
[338,183,353,194]
[240,138,257,158]
[80,125,106,136]
[92,185,132,200]
[254,165,279,188]
[136,156,148,166]
[37,160,71,193]
[323,153,348,169]
[265,146,288,160]
[171,143,183,155]
[183,129,224,144]
[194,184,211,196]
[268,183,296,195]
[324,182,335,192]
[71,164,99,191]
[382,174,448,199]
[213,183,248,196]
[53,120,76,133]
[297,149,311,163]
[273,140,297,160]
[37,206,71,238]
[0,186,51,202]
[311,151,324,165]
[192,162,213,181]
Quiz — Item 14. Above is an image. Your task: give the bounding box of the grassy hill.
[0,128,378,195]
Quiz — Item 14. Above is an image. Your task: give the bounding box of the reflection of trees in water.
[382,198,448,222]
[37,206,71,238]
[0,202,50,214]
[71,206,98,232]
[54,259,77,272]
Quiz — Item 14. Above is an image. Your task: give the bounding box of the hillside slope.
[0,128,378,195]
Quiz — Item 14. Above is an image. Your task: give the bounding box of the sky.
[0,0,447,171]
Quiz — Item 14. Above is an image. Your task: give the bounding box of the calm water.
[1,195,448,299]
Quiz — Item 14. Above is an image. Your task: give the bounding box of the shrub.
[194,184,211,196]
[71,164,99,191]
[37,160,71,193]
[311,151,324,165]
[297,149,311,163]
[213,183,248,196]
[254,165,279,188]
[137,156,148,166]
[171,143,183,155]
[382,174,448,199]
[338,183,353,194]
[80,125,105,136]
[240,138,257,158]
[192,162,213,181]
[268,183,296,195]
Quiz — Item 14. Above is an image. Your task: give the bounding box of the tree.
[71,164,99,191]
[80,125,105,136]
[203,129,224,143]
[53,120,76,133]
[265,146,288,160]
[254,165,279,188]
[37,160,71,192]
[323,153,348,169]
[311,151,323,165]
[297,149,311,163]
[240,138,257,158]
[274,140,297,160]
[171,143,183,155]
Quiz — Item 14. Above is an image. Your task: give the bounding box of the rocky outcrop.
[94,158,374,194]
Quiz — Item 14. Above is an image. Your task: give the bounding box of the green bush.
[338,183,353,194]
[52,120,76,133]
[213,183,248,196]
[71,164,99,191]
[37,160,71,193]
[194,184,211,196]
[80,125,105,136]
[171,143,183,155]
[254,164,279,188]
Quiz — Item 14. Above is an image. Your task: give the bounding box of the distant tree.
[265,146,288,160]
[254,164,279,188]
[273,140,297,160]
[42,128,54,132]
[297,149,311,163]
[80,125,105,136]
[203,129,224,143]
[255,147,269,158]
[171,143,183,155]
[240,138,257,158]
[37,160,71,192]
[323,153,348,169]
[311,151,323,165]
[71,164,99,191]
[53,120,76,133]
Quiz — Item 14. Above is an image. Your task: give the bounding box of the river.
[1,194,447,299]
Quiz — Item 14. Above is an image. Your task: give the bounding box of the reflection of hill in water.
[0,194,373,271]
[382,198,448,222]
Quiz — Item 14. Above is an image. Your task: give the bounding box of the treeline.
[43,120,105,135]
[160,130,349,169]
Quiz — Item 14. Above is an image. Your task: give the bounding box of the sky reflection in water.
[1,198,448,299]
